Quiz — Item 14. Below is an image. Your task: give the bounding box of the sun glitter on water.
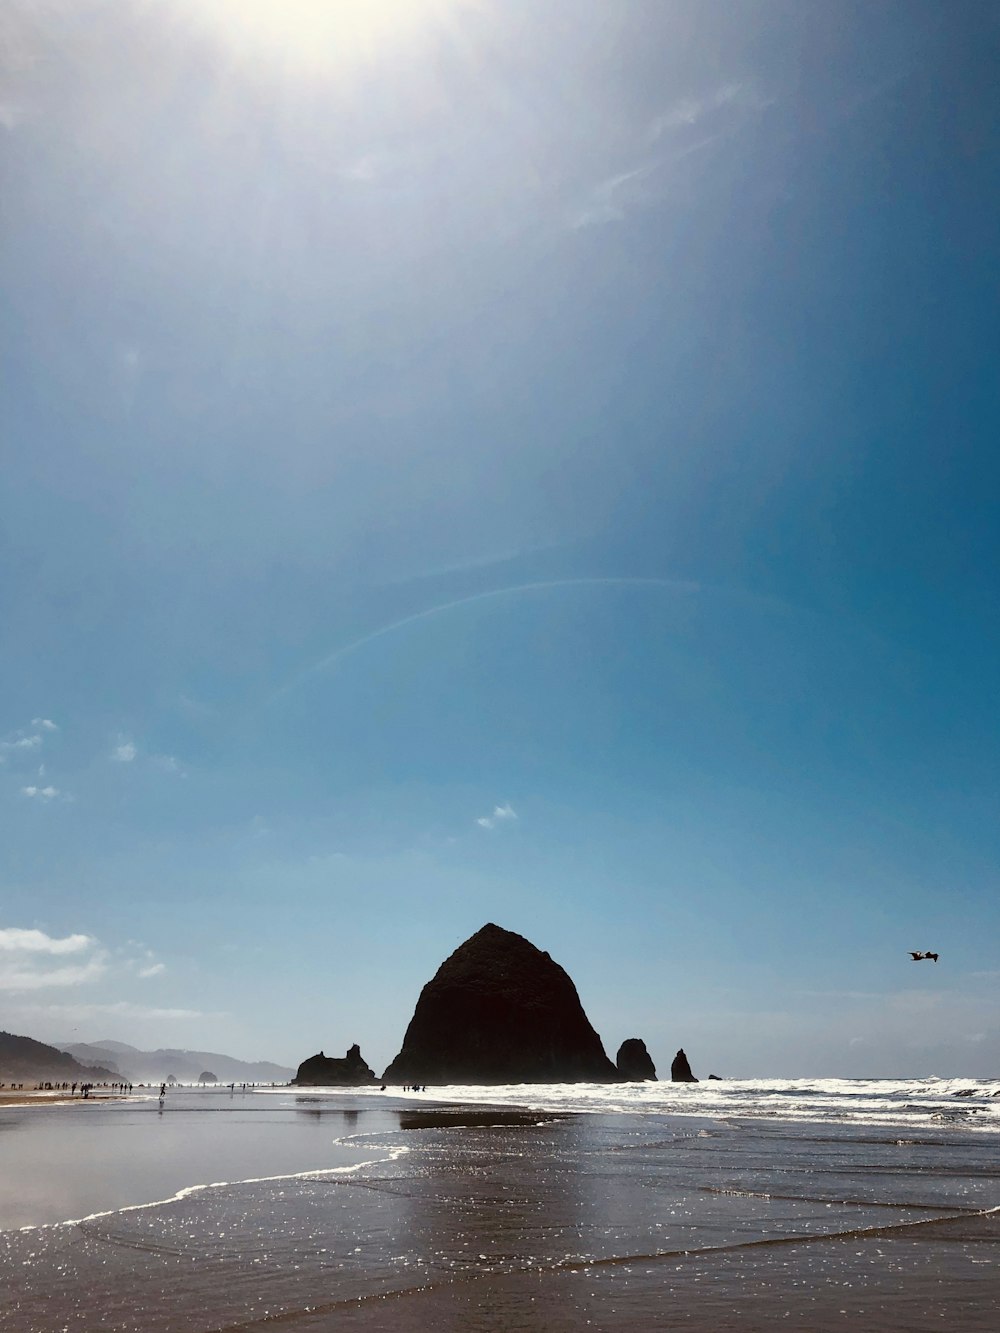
[181,0,468,74]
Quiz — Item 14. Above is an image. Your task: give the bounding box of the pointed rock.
[383,923,619,1085]
[670,1048,698,1082]
[616,1037,657,1081]
[292,1044,378,1087]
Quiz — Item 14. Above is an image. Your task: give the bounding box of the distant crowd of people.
[0,1080,133,1095]
[0,1079,284,1098]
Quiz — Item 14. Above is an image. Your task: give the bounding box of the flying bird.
[909,951,939,962]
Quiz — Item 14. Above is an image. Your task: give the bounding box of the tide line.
[16,1143,411,1234]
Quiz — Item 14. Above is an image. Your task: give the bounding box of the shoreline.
[0,1091,128,1109]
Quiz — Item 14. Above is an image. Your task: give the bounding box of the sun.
[180,0,466,76]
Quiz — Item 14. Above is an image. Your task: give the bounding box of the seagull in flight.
[909,951,939,962]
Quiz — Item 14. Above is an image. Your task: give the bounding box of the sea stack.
[670,1048,698,1083]
[616,1037,657,1081]
[382,923,619,1085]
[292,1044,378,1087]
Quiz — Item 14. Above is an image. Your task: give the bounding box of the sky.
[2,0,999,1078]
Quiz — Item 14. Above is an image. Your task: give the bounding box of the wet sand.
[1,1094,998,1330]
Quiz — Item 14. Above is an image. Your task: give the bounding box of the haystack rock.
[616,1037,657,1081]
[292,1044,378,1087]
[670,1048,698,1082]
[382,923,619,1085]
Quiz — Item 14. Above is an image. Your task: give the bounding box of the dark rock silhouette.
[616,1038,657,1081]
[708,1073,722,1080]
[0,1030,115,1083]
[670,1048,698,1082]
[293,1044,378,1087]
[383,923,619,1085]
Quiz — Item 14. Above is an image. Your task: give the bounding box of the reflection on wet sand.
[397,1109,564,1132]
[294,1100,361,1129]
[1,1102,998,1331]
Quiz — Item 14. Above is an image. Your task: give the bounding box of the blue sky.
[2,0,998,1077]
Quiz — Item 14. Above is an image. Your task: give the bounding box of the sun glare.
[182,0,465,75]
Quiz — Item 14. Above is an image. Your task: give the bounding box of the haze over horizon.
[2,1,998,1079]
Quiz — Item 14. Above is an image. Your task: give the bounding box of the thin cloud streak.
[570,162,660,229]
[274,576,699,699]
[648,81,749,139]
[572,79,770,230]
[14,1000,211,1021]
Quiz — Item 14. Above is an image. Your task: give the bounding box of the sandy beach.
[0,1091,127,1109]
[2,1084,999,1331]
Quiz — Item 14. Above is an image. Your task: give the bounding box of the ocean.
[1,1078,998,1330]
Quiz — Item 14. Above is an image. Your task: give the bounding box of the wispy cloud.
[0,928,93,956]
[1,733,42,756]
[476,803,518,830]
[21,785,60,800]
[0,926,170,992]
[3,722,60,786]
[570,163,659,230]
[15,1000,210,1022]
[0,927,108,991]
[571,80,769,231]
[110,737,185,775]
[2,716,60,759]
[151,753,185,777]
[648,82,749,140]
[278,578,698,699]
[0,957,107,990]
[127,945,167,980]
